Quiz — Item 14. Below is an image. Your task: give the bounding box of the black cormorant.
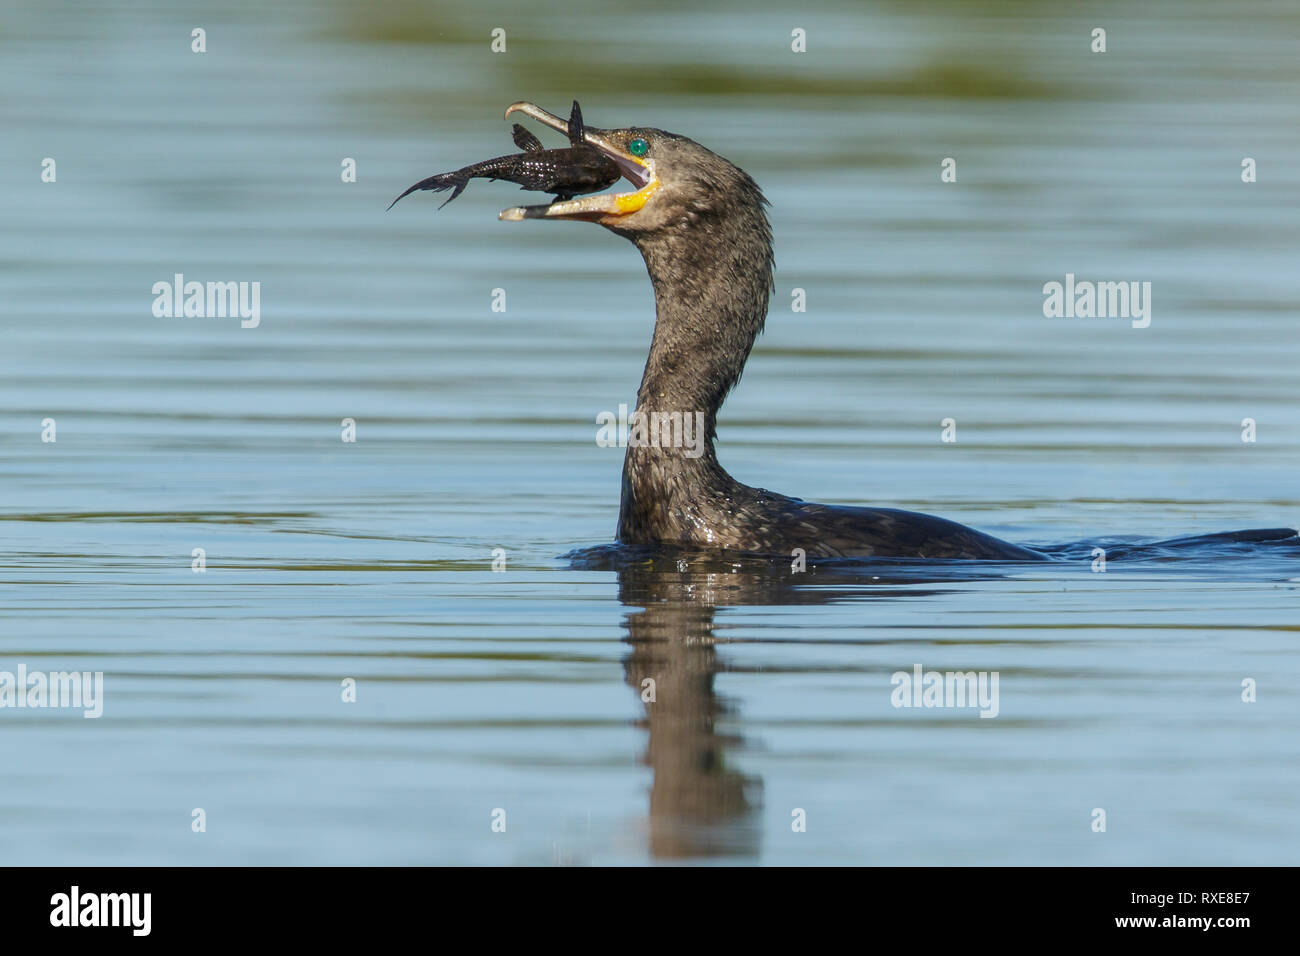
[494,102,1295,561]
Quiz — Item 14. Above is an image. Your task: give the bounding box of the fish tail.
[388,152,533,211]
[436,179,469,209]
[387,171,468,210]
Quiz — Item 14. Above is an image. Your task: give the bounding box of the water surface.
[1,0,1297,864]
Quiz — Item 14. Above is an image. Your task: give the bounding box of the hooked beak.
[498,102,659,222]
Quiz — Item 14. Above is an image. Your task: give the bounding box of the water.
[1,0,1297,864]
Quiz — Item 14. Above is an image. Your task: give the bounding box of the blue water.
[1,0,1297,864]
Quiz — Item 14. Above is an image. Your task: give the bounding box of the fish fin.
[388,172,463,210]
[436,180,469,209]
[512,124,544,152]
[568,100,585,146]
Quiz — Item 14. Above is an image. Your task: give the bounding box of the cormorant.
[491,102,1295,561]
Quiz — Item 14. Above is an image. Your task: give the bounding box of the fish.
[387,101,621,210]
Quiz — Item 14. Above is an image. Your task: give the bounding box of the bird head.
[499,101,762,236]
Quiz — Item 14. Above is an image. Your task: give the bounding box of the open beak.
[498,102,659,222]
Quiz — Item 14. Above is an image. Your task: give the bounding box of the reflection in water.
[618,565,767,859]
[604,548,1017,859]
[591,537,1299,860]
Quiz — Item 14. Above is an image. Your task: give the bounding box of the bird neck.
[613,202,773,542]
[625,205,773,462]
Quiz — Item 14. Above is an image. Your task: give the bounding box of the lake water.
[1,0,1297,865]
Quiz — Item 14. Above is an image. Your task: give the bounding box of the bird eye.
[629,138,649,157]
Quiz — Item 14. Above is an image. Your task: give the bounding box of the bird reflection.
[619,566,759,859]
[580,545,1015,860]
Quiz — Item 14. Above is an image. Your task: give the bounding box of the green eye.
[628,138,649,157]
